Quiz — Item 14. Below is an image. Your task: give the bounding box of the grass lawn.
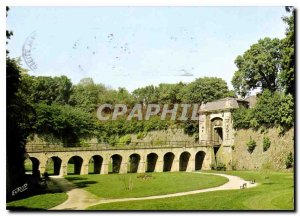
[87,171,294,210]
[6,192,68,210]
[65,172,228,199]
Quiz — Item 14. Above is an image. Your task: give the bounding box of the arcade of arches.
[25,148,208,176]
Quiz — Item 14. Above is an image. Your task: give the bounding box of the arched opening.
[163,152,175,172]
[211,117,223,145]
[179,151,191,171]
[45,156,62,175]
[89,155,103,174]
[147,153,158,172]
[24,157,40,176]
[128,154,141,173]
[110,154,122,174]
[211,117,223,164]
[67,156,83,175]
[195,151,206,170]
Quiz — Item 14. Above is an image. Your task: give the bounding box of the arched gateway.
[199,97,251,168]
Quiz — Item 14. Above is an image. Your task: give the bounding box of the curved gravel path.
[50,172,257,210]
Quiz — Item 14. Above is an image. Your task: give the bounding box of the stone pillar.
[101,163,109,174]
[137,158,146,173]
[39,161,46,176]
[57,163,63,176]
[187,159,195,172]
[155,160,163,172]
[81,164,89,175]
[60,164,68,176]
[171,159,179,172]
[119,162,127,174]
[202,148,213,170]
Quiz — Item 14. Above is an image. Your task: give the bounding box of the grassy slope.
[65,172,228,198]
[6,192,68,210]
[87,171,294,210]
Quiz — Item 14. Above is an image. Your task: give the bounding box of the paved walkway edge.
[50,172,257,210]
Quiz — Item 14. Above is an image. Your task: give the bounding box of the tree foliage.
[179,77,230,103]
[34,103,96,145]
[232,90,294,130]
[232,37,282,97]
[263,136,271,152]
[246,137,256,153]
[280,8,295,97]
[69,80,106,113]
[30,76,72,105]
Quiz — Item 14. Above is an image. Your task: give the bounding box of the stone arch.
[110,154,122,173]
[195,151,206,170]
[45,156,62,175]
[179,151,191,171]
[128,153,141,173]
[89,155,103,174]
[24,157,40,176]
[67,156,83,175]
[146,153,158,172]
[163,152,175,172]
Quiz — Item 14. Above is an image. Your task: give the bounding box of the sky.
[6,6,287,92]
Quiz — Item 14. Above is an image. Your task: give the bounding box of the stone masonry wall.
[27,128,197,146]
[131,128,197,144]
[232,127,294,170]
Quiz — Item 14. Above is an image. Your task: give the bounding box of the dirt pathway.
[50,172,257,210]
[50,176,100,210]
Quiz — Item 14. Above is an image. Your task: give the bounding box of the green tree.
[115,87,135,105]
[30,75,72,105]
[251,90,281,127]
[179,77,230,103]
[69,78,106,113]
[157,82,185,103]
[232,37,282,97]
[279,7,295,97]
[232,106,253,129]
[34,103,96,145]
[132,85,159,104]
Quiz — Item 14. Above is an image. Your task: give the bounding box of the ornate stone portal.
[199,97,250,169]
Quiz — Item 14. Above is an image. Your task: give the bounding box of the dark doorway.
[24,157,40,176]
[67,156,83,175]
[163,152,175,172]
[147,153,158,172]
[195,151,206,170]
[214,127,223,144]
[128,154,141,173]
[179,152,191,171]
[46,156,62,175]
[110,154,122,173]
[89,155,103,174]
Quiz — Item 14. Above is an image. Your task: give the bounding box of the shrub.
[232,106,253,129]
[285,152,294,168]
[278,93,294,129]
[246,137,256,153]
[108,136,118,146]
[263,136,271,152]
[136,131,147,139]
[232,90,294,130]
[210,162,226,171]
[118,135,132,145]
[216,162,227,171]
